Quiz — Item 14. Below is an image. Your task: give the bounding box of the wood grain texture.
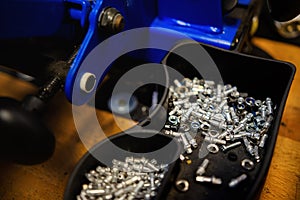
[252,38,300,200]
[0,38,299,200]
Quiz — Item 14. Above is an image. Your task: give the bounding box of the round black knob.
[0,97,55,164]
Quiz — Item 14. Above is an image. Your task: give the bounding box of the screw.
[214,98,228,113]
[204,136,226,145]
[259,134,268,148]
[223,106,233,124]
[85,189,106,196]
[259,105,267,119]
[179,133,193,154]
[228,174,247,187]
[196,176,222,185]
[196,159,209,175]
[262,115,273,133]
[174,79,182,87]
[185,132,198,148]
[243,137,255,156]
[229,107,239,125]
[181,106,196,122]
[223,86,237,96]
[169,106,180,115]
[209,119,227,129]
[239,113,253,125]
[232,123,245,134]
[221,141,242,152]
[265,97,273,115]
[217,129,231,140]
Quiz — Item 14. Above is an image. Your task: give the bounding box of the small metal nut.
[175,179,189,192]
[241,159,255,170]
[207,144,219,154]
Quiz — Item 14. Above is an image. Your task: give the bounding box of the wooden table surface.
[0,37,299,200]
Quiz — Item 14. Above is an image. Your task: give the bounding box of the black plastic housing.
[64,44,295,200]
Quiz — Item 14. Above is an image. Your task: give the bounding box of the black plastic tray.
[64,130,182,200]
[64,44,295,200]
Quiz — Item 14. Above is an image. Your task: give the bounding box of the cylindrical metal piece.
[228,174,247,187]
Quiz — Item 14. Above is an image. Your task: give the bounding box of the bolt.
[216,84,223,102]
[173,99,188,106]
[86,189,106,196]
[196,176,222,185]
[182,78,193,88]
[262,115,273,132]
[230,107,239,125]
[116,176,140,189]
[259,134,268,148]
[114,184,136,197]
[196,159,209,175]
[164,130,181,137]
[259,105,267,119]
[185,132,198,148]
[169,106,180,116]
[181,106,195,122]
[242,131,260,140]
[204,136,226,145]
[214,98,228,113]
[217,129,231,139]
[149,173,156,191]
[226,133,246,141]
[228,174,247,187]
[192,85,204,93]
[221,141,241,152]
[211,113,226,122]
[265,97,273,115]
[191,111,210,121]
[253,146,260,162]
[239,113,253,125]
[232,123,245,134]
[179,133,193,154]
[243,137,255,156]
[223,86,237,96]
[209,119,227,129]
[80,72,96,93]
[174,79,182,87]
[179,154,185,161]
[99,7,125,33]
[223,106,232,124]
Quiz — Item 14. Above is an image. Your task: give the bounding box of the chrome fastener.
[196,158,209,176]
[228,174,247,188]
[221,141,242,152]
[196,175,222,185]
[259,134,268,148]
[265,97,273,115]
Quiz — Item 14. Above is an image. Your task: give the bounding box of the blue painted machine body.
[0,0,252,104]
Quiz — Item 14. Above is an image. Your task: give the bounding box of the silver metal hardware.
[241,159,255,170]
[196,175,222,185]
[77,157,167,200]
[266,97,273,115]
[196,158,209,175]
[179,133,193,154]
[185,132,198,149]
[207,143,219,154]
[205,136,226,145]
[221,141,241,152]
[175,179,190,192]
[259,134,268,148]
[228,174,247,187]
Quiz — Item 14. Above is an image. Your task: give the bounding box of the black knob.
[0,97,55,164]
